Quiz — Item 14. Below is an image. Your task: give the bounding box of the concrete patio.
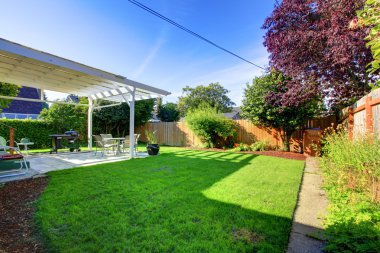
[0,151,149,183]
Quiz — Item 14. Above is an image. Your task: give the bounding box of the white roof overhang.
[0,38,170,102]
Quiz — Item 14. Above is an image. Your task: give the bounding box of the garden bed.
[0,177,48,253]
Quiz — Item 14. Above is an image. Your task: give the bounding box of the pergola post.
[88,97,93,151]
[129,87,136,159]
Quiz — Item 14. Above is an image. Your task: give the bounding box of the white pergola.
[0,38,170,158]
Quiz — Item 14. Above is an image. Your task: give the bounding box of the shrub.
[321,128,380,201]
[320,128,380,252]
[0,119,54,148]
[231,140,272,152]
[0,118,89,149]
[250,140,271,151]
[231,143,250,152]
[185,107,237,148]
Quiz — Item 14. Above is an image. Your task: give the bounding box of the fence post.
[9,127,14,154]
[366,96,373,134]
[348,107,354,140]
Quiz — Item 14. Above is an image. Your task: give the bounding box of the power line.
[127,0,265,70]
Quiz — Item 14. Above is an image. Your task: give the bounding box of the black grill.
[50,130,81,153]
[64,130,79,139]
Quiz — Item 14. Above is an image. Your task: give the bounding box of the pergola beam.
[0,94,89,106]
[129,87,136,158]
[88,98,93,151]
[93,102,122,110]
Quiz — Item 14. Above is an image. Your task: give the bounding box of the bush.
[232,143,250,152]
[185,108,237,148]
[250,140,271,151]
[0,118,89,149]
[320,128,380,252]
[0,119,54,148]
[321,129,380,200]
[231,140,272,152]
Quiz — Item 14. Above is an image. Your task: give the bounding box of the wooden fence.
[340,89,380,139]
[136,116,336,152]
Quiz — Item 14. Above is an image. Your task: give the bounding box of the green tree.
[356,0,380,80]
[93,99,155,136]
[40,97,88,137]
[158,102,180,122]
[178,83,235,116]
[0,82,20,113]
[241,70,322,152]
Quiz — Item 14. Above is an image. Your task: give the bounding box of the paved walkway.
[0,151,149,183]
[287,157,328,253]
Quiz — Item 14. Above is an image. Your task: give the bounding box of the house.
[1,86,45,119]
[223,107,242,120]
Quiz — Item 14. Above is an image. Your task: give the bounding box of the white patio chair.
[120,134,140,155]
[93,135,117,156]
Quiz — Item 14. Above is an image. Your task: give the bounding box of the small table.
[17,142,34,155]
[103,137,125,155]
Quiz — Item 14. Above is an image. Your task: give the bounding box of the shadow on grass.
[36,148,308,252]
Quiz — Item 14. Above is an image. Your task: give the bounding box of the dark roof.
[223,107,242,120]
[2,86,43,114]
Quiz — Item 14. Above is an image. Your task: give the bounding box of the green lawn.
[35,147,304,252]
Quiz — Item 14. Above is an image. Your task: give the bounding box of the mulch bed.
[0,177,48,253]
[182,147,306,161]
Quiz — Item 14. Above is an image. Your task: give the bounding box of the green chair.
[0,136,7,155]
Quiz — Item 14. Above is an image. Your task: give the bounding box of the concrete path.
[0,151,149,183]
[287,157,328,253]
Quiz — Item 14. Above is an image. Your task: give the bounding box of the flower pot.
[146,144,160,155]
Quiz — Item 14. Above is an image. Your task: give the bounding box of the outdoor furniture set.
[93,134,140,157]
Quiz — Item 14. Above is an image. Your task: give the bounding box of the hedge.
[0,119,68,149]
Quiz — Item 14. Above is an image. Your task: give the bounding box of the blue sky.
[0,0,276,106]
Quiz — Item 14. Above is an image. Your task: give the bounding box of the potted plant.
[145,130,159,155]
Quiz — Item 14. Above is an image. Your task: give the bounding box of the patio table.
[17,142,34,155]
[102,137,125,155]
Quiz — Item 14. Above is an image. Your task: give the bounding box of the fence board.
[137,116,336,151]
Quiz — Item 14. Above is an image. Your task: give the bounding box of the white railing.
[0,113,40,120]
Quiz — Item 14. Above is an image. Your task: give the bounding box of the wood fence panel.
[341,89,380,139]
[137,117,335,152]
[372,89,380,138]
[354,109,366,137]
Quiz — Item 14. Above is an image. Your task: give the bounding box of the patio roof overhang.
[0,38,171,158]
[0,38,170,102]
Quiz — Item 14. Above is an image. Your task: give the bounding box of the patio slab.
[0,151,148,183]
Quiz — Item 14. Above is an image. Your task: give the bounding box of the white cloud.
[133,36,166,78]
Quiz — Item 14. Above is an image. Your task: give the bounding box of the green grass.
[35,147,304,252]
